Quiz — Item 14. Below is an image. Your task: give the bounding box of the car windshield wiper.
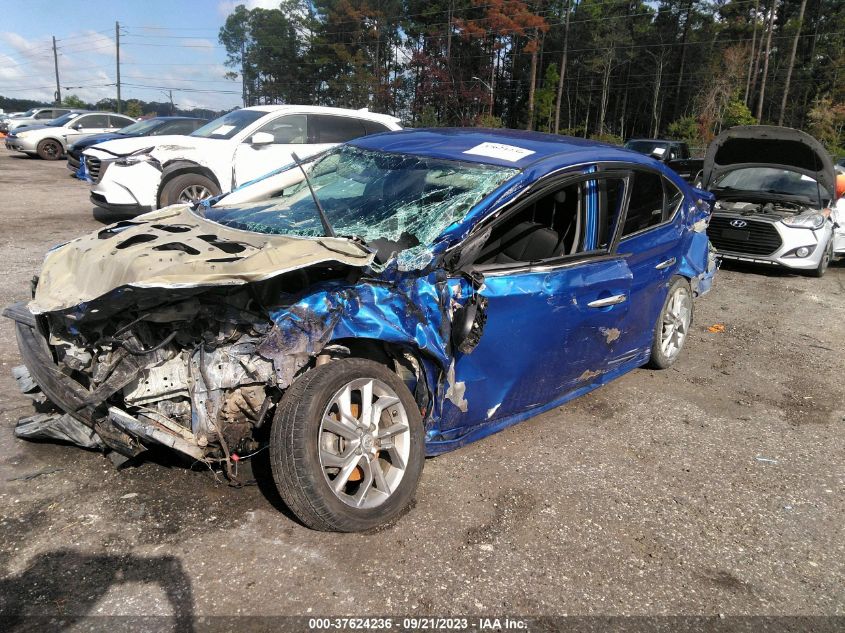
[290,151,336,238]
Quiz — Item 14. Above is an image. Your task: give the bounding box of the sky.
[0,0,280,111]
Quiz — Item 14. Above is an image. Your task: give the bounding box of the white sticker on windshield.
[211,124,235,136]
[651,146,666,156]
[463,142,535,162]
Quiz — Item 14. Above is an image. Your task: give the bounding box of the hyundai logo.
[730,219,748,228]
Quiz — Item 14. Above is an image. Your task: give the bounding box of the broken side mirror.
[451,270,487,355]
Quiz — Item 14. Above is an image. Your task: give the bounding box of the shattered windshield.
[200,145,518,266]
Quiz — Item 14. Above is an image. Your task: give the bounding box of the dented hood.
[83,134,217,158]
[702,125,835,196]
[30,206,375,315]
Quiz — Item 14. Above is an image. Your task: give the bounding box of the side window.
[76,115,110,128]
[474,175,626,266]
[254,114,307,144]
[363,120,391,135]
[308,114,366,143]
[622,171,664,236]
[664,178,684,220]
[35,110,53,119]
[110,115,135,128]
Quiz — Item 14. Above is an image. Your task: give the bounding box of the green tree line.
[219,0,845,154]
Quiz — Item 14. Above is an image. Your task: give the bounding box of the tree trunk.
[526,33,539,130]
[778,0,808,126]
[554,0,572,134]
[673,0,693,120]
[651,53,665,138]
[744,0,761,105]
[755,0,777,122]
[584,77,593,137]
[597,48,613,135]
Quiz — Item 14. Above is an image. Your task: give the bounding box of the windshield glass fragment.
[199,146,518,260]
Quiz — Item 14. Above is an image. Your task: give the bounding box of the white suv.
[84,105,402,215]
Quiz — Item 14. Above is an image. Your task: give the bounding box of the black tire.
[646,276,693,370]
[270,358,425,532]
[36,139,63,160]
[158,173,221,208]
[808,240,833,278]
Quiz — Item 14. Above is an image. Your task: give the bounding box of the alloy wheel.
[318,377,411,509]
[660,285,691,361]
[177,184,213,203]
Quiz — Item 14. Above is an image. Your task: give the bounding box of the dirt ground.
[0,150,843,625]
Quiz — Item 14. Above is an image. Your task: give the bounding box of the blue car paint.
[231,129,717,455]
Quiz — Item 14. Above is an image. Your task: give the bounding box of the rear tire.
[270,358,425,532]
[158,173,220,208]
[36,139,62,160]
[647,276,693,369]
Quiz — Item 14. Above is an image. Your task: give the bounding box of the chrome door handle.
[588,294,627,308]
[655,257,676,270]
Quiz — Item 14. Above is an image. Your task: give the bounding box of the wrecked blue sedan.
[5,129,716,531]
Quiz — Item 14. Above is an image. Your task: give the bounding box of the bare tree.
[778,0,808,125]
[744,0,761,105]
[756,0,778,121]
[553,0,573,133]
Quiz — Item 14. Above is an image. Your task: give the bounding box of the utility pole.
[169,90,174,115]
[115,21,121,113]
[52,36,61,105]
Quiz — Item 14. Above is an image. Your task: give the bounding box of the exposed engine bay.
[12,264,391,479]
[713,199,816,219]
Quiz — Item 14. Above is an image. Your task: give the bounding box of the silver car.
[4,111,136,160]
[2,107,73,133]
[702,126,836,278]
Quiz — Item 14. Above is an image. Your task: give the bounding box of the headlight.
[114,146,155,167]
[16,131,29,139]
[782,213,825,230]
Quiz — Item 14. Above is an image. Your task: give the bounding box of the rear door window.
[76,114,111,129]
[622,171,665,236]
[308,115,367,143]
[110,115,136,128]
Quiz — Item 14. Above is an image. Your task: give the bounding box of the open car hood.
[30,206,375,315]
[702,125,835,197]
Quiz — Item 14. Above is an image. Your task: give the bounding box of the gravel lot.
[0,150,843,625]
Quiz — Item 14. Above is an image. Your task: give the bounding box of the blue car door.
[439,169,635,434]
[614,169,687,353]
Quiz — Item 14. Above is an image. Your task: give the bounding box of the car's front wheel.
[36,139,62,160]
[270,358,425,532]
[809,240,833,278]
[158,173,221,207]
[647,276,693,369]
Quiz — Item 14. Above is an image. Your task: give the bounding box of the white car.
[84,105,402,215]
[4,111,136,160]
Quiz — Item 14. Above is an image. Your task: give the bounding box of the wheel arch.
[321,336,441,423]
[157,160,222,207]
[36,137,66,152]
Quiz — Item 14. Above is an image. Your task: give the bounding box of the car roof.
[350,128,662,170]
[241,104,400,124]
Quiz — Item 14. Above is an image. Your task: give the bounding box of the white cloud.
[217,0,280,17]
[0,30,238,111]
